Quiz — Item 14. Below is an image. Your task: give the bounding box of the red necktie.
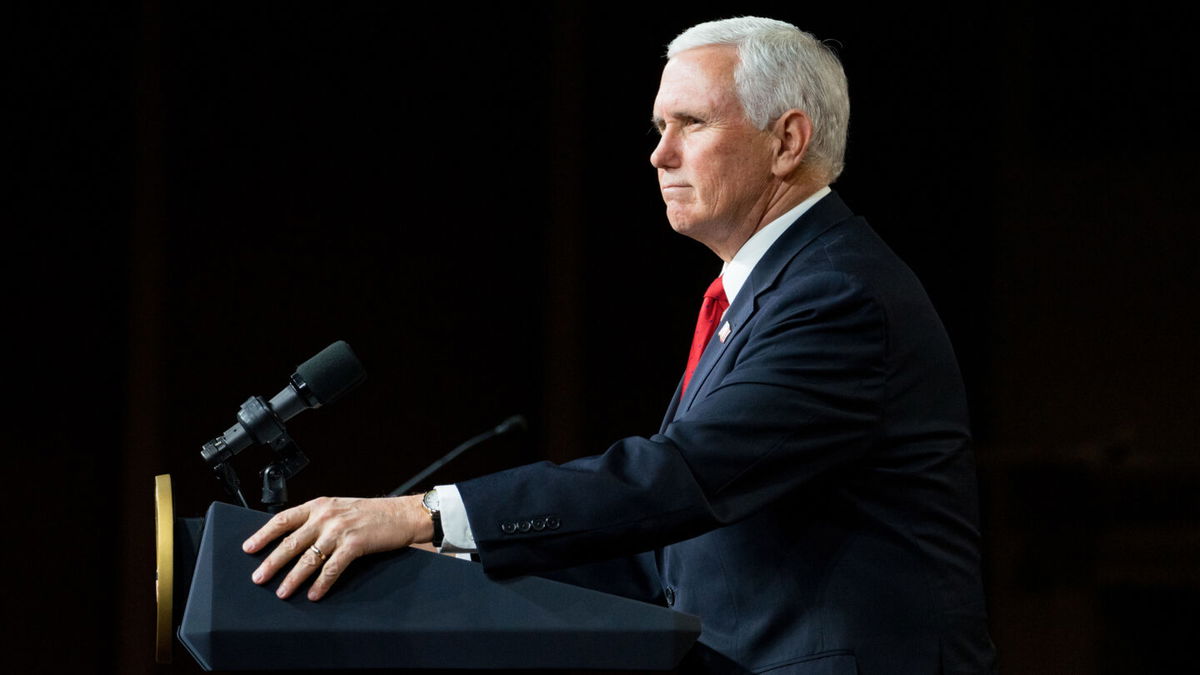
[682,275,730,396]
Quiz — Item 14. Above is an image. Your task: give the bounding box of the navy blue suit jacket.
[458,192,996,674]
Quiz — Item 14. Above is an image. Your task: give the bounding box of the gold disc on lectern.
[154,474,174,663]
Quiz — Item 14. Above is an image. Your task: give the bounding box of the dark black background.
[8,3,1197,673]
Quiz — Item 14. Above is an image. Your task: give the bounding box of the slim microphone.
[388,415,527,496]
[200,340,366,467]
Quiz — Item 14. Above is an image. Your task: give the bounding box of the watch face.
[422,489,440,512]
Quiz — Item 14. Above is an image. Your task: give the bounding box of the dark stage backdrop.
[9,3,1197,674]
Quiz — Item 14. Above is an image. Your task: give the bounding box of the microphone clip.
[260,434,309,513]
[206,395,310,512]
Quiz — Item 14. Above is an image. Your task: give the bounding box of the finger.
[243,503,311,554]
[275,540,334,599]
[252,525,319,586]
[306,542,360,602]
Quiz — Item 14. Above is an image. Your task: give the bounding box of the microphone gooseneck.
[388,415,527,497]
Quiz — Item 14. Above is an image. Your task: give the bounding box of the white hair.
[668,17,850,181]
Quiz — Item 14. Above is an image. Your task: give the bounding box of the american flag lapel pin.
[718,321,732,343]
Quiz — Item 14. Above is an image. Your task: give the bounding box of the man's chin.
[665,207,697,234]
[667,217,707,244]
[666,217,691,236]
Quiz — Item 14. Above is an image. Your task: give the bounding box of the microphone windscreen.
[296,340,366,405]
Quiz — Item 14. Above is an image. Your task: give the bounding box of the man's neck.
[715,179,830,261]
[719,186,832,304]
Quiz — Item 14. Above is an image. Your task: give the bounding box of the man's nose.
[650,131,679,169]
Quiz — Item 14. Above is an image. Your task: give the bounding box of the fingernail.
[242,539,254,552]
[308,589,320,602]
[276,585,288,598]
[252,569,263,583]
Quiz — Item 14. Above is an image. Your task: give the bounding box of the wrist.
[400,495,436,545]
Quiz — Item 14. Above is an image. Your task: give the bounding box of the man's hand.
[242,495,433,601]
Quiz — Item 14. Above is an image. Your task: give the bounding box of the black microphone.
[387,415,527,497]
[200,340,366,467]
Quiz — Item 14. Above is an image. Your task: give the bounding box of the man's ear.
[770,109,813,177]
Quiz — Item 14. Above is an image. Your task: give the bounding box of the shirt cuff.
[435,484,477,553]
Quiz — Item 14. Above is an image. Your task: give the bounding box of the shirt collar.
[721,186,831,304]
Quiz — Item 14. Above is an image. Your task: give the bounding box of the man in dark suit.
[244,17,996,674]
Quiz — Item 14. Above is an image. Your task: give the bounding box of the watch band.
[422,489,444,547]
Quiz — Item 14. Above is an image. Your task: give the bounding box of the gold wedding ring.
[309,544,328,562]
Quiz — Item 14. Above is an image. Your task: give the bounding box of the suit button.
[664,587,676,607]
[545,516,560,530]
[518,520,532,533]
[500,521,517,535]
[532,518,546,531]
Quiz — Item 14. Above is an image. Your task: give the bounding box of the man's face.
[651,45,776,258]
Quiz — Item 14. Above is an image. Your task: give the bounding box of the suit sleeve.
[456,269,887,577]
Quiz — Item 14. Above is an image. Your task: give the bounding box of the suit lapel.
[671,191,855,421]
